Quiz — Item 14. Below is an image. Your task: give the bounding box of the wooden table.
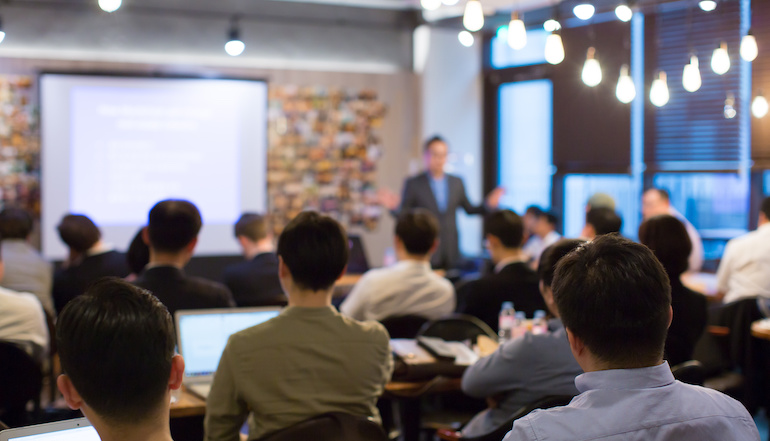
[170,387,207,418]
[751,320,770,341]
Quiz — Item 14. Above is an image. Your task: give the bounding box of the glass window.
[563,175,639,240]
[764,170,770,195]
[497,79,553,214]
[491,29,549,69]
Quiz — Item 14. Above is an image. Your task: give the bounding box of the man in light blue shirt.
[504,235,759,441]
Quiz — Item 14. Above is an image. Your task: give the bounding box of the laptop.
[0,418,98,441]
[175,307,282,399]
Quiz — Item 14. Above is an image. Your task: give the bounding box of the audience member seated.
[581,207,622,240]
[0,239,48,364]
[524,209,561,265]
[222,213,284,306]
[125,227,150,282]
[455,210,544,332]
[0,207,53,313]
[521,206,543,264]
[639,215,707,366]
[205,211,393,441]
[56,278,184,441]
[642,188,704,272]
[53,214,131,313]
[716,196,770,304]
[504,235,759,441]
[133,200,234,318]
[460,239,585,437]
[339,209,454,321]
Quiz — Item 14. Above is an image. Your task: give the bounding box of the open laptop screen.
[176,307,281,378]
[0,419,98,441]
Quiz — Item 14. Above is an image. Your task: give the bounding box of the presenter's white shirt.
[717,223,770,304]
[0,286,49,361]
[340,260,455,322]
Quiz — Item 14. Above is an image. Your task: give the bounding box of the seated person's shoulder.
[341,314,390,340]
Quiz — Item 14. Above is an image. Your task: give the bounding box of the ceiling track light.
[573,2,595,20]
[98,0,122,13]
[698,0,717,12]
[225,18,245,57]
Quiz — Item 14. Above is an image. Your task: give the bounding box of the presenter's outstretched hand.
[378,188,401,211]
[486,187,505,209]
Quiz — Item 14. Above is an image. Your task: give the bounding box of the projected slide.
[41,75,267,259]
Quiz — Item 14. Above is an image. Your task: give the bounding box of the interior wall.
[0,56,420,271]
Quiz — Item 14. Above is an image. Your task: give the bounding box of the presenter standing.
[380,136,504,270]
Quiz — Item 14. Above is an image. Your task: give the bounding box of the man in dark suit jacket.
[456,210,545,332]
[133,200,234,319]
[382,136,503,269]
[222,213,285,306]
[53,214,131,313]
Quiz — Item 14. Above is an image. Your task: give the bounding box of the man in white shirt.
[716,197,770,304]
[526,209,561,266]
[642,188,704,272]
[340,209,454,321]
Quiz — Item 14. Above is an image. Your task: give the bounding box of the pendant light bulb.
[740,32,758,62]
[421,0,442,10]
[582,47,602,87]
[650,71,670,107]
[616,64,636,104]
[573,3,595,20]
[507,13,527,50]
[753,93,769,118]
[442,0,459,6]
[463,0,484,32]
[458,30,474,47]
[98,0,121,12]
[544,33,565,65]
[698,0,717,12]
[615,4,633,22]
[225,25,245,57]
[711,42,730,75]
[543,19,561,32]
[682,55,702,93]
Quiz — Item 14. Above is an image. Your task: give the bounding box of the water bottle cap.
[515,311,526,319]
[534,310,546,318]
[501,301,514,310]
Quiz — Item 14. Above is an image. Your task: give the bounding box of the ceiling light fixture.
[544,32,565,65]
[582,47,602,87]
[616,64,636,103]
[753,92,769,118]
[698,0,717,12]
[507,13,527,50]
[615,4,633,22]
[682,55,701,93]
[463,0,484,32]
[421,0,442,11]
[543,19,561,32]
[98,0,121,12]
[740,30,758,62]
[225,19,245,57]
[650,71,670,107]
[458,30,475,47]
[711,41,730,75]
[573,3,595,20]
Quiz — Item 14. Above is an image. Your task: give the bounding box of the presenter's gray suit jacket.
[396,172,486,269]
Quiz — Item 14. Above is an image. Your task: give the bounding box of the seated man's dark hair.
[0,207,34,240]
[585,207,623,236]
[762,196,770,220]
[126,228,150,275]
[537,239,586,288]
[484,209,524,249]
[395,209,440,255]
[277,211,348,291]
[638,215,691,279]
[525,205,544,217]
[56,278,175,423]
[57,214,101,253]
[552,235,671,367]
[235,213,269,242]
[147,200,202,253]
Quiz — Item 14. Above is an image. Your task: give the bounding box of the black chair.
[436,395,574,441]
[418,314,497,345]
[259,412,388,441]
[0,342,43,428]
[380,315,429,339]
[671,360,706,386]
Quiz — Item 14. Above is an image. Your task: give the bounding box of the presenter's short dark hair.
[423,135,447,153]
[277,211,348,291]
[552,235,671,367]
[56,278,175,423]
[484,210,524,248]
[57,214,101,253]
[395,209,439,255]
[235,213,269,242]
[147,200,201,253]
[0,207,34,239]
[585,207,623,236]
[638,215,691,279]
[538,239,586,288]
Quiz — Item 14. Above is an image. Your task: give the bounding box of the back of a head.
[586,193,616,211]
[586,207,623,236]
[0,207,33,240]
[56,278,175,423]
[395,209,440,255]
[126,228,150,275]
[525,205,545,218]
[484,209,524,249]
[277,211,348,291]
[537,239,586,288]
[57,214,101,253]
[235,213,268,242]
[147,200,202,253]
[761,197,770,220]
[552,235,672,367]
[638,214,692,279]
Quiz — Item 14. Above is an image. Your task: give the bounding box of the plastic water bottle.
[498,302,516,342]
[532,310,548,335]
[512,311,527,339]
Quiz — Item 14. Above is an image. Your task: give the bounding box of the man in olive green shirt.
[204,212,393,441]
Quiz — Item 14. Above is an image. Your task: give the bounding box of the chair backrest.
[671,360,706,386]
[380,315,429,339]
[466,395,574,441]
[0,342,42,427]
[259,412,388,441]
[418,314,497,344]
